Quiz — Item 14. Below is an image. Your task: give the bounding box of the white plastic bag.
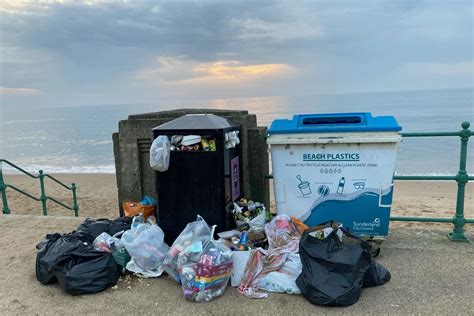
[126,258,164,278]
[235,210,266,232]
[233,202,267,232]
[150,135,171,172]
[257,253,302,294]
[163,215,212,282]
[92,232,116,253]
[121,220,169,276]
[231,250,251,287]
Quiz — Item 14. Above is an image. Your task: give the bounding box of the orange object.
[123,201,156,220]
[291,216,309,234]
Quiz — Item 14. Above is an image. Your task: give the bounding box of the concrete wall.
[113,109,270,215]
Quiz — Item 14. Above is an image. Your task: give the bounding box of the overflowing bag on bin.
[296,222,391,307]
[163,215,212,283]
[150,135,171,172]
[121,216,169,277]
[177,225,233,302]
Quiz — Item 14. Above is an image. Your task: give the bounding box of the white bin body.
[268,113,401,237]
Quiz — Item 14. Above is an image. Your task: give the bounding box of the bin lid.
[153,114,238,131]
[268,112,401,134]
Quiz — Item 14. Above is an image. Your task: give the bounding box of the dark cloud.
[0,0,472,107]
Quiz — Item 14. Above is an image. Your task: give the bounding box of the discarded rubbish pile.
[296,222,391,306]
[237,214,303,298]
[178,225,233,302]
[35,199,390,306]
[232,198,271,232]
[35,217,133,295]
[122,196,157,220]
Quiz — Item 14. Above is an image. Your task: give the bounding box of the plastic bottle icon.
[336,177,345,195]
[297,175,312,196]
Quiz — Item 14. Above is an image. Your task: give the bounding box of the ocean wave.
[1,163,462,177]
[1,164,116,174]
[1,118,69,125]
[394,172,458,177]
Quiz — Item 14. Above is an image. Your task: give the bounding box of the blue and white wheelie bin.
[268,112,402,241]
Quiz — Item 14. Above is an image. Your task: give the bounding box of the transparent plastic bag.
[121,218,169,276]
[163,215,212,283]
[150,135,171,172]
[92,232,117,253]
[177,226,233,302]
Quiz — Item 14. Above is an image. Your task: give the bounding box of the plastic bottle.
[336,177,345,194]
[238,231,249,251]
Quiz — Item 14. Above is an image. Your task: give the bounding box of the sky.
[0,0,473,108]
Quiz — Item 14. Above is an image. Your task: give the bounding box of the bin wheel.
[366,239,382,257]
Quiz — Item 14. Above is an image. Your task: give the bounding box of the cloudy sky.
[0,0,472,107]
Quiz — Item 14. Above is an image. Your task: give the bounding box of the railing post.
[0,162,11,214]
[72,183,79,217]
[38,170,48,216]
[448,122,471,242]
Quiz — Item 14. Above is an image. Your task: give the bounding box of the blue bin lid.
[268,112,402,134]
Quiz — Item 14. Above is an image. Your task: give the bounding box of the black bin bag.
[36,232,119,295]
[36,233,91,285]
[54,250,119,295]
[74,217,133,243]
[364,259,391,287]
[296,225,390,307]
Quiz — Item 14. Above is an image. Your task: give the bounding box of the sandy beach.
[1,173,473,228]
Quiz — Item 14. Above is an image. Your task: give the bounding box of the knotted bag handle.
[302,220,371,249]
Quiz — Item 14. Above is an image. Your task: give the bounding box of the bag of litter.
[363,259,391,287]
[150,135,171,172]
[121,218,169,277]
[163,215,212,283]
[74,217,133,243]
[177,226,233,302]
[230,250,252,287]
[54,250,119,295]
[256,253,302,294]
[35,233,90,285]
[296,224,389,307]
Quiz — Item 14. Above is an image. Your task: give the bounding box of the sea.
[1,88,473,175]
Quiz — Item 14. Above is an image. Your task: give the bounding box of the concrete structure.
[113,109,269,215]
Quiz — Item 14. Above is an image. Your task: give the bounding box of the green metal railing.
[266,122,473,242]
[390,121,473,241]
[0,159,79,216]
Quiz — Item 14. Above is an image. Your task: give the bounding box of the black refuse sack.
[74,217,133,243]
[54,250,119,295]
[364,260,391,287]
[36,233,90,285]
[296,225,390,307]
[35,232,119,295]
